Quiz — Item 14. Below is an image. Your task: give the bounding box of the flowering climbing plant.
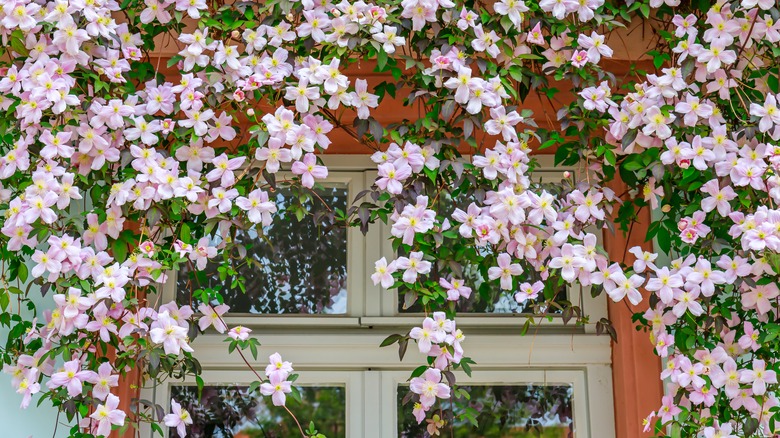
[0,0,779,435]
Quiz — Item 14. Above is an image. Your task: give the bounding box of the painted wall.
[0,280,69,438]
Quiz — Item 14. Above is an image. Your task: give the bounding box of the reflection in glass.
[399,275,567,314]
[177,186,348,314]
[170,385,346,438]
[399,189,568,314]
[398,384,574,438]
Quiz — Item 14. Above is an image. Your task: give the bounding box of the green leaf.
[10,31,28,57]
[376,49,388,71]
[380,334,402,347]
[768,73,779,94]
[112,239,128,263]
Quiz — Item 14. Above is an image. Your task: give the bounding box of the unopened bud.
[247,108,255,116]
[563,171,571,178]
[231,30,240,39]
[661,204,671,213]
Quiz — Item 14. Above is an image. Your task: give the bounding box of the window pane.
[170,385,346,438]
[397,188,568,314]
[397,384,574,437]
[398,278,567,314]
[176,186,348,314]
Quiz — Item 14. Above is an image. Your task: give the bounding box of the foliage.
[0,0,778,436]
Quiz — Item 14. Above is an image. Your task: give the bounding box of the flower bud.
[679,159,691,169]
[563,171,571,178]
[677,219,689,231]
[661,204,671,213]
[247,108,255,116]
[233,89,245,102]
[231,30,240,39]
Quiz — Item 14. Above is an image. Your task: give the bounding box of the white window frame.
[143,154,615,438]
[380,369,606,438]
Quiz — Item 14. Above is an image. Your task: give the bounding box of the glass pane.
[170,385,346,438]
[398,277,567,314]
[397,188,568,314]
[176,186,348,314]
[397,384,574,437]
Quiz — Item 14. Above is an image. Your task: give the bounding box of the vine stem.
[185,258,308,438]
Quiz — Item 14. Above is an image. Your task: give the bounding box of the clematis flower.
[89,394,126,437]
[149,311,193,355]
[164,400,193,438]
[48,359,97,397]
[265,353,294,380]
[371,257,397,289]
[409,368,450,408]
[197,303,230,333]
[291,153,328,188]
[395,252,432,283]
[439,277,472,301]
[260,373,293,406]
[236,189,277,226]
[410,316,446,354]
[228,326,251,341]
[488,253,523,290]
[740,359,777,396]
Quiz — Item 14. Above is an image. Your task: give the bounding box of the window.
[144,155,615,438]
[397,384,573,437]
[175,184,350,315]
[170,384,346,437]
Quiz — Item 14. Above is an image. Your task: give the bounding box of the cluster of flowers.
[585,1,780,435]
[407,312,462,428]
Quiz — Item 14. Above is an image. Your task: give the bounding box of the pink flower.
[228,326,251,341]
[740,359,777,395]
[53,287,94,319]
[409,368,450,408]
[89,394,126,437]
[189,237,217,270]
[515,281,544,304]
[570,50,588,67]
[164,399,193,438]
[260,373,293,406]
[548,244,582,283]
[371,257,397,289]
[439,277,472,301]
[395,252,432,283]
[15,370,41,409]
[739,321,761,352]
[86,303,118,342]
[711,358,742,398]
[291,153,328,188]
[376,161,411,194]
[149,311,193,355]
[742,284,780,315]
[48,359,97,397]
[236,189,277,226]
[265,353,294,380]
[488,253,523,290]
[205,153,244,187]
[88,362,119,401]
[700,179,736,217]
[658,395,682,423]
[197,303,229,333]
[412,402,428,424]
[410,316,446,354]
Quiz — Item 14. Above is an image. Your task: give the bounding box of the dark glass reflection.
[170,385,346,438]
[177,186,348,314]
[398,384,574,438]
